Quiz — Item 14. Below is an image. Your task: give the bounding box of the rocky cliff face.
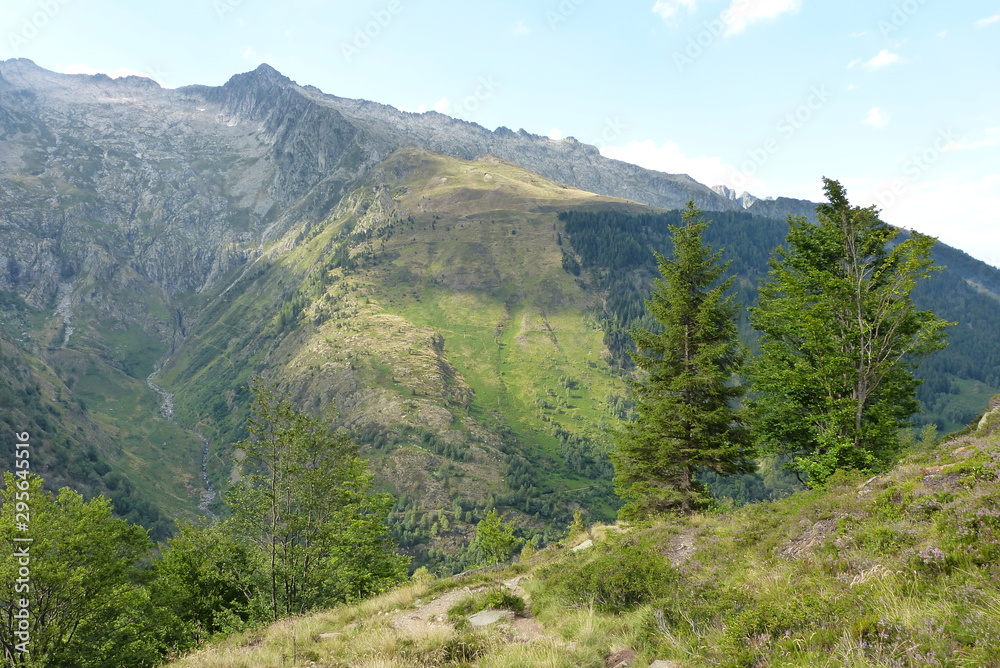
[0,60,261,313]
[0,59,822,312]
[293,77,817,217]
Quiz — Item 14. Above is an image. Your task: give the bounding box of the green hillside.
[4,145,998,561]
[557,208,1000,431]
[154,148,654,568]
[0,293,176,538]
[164,399,1000,667]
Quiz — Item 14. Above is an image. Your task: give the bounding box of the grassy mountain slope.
[154,148,652,565]
[4,138,997,559]
[165,397,1000,668]
[4,61,1000,550]
[0,293,177,537]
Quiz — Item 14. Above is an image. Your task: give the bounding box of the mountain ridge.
[1,58,821,228]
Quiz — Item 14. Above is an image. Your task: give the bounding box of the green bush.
[447,587,526,623]
[481,587,526,615]
[540,535,677,613]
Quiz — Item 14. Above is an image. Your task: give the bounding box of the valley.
[0,60,998,571]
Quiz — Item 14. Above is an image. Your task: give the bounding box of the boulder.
[467,609,515,627]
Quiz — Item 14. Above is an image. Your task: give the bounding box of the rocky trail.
[390,575,547,644]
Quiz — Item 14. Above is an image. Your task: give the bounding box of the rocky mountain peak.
[711,185,760,210]
[225,62,292,88]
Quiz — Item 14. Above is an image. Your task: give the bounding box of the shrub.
[540,535,677,613]
[481,587,526,615]
[447,587,526,623]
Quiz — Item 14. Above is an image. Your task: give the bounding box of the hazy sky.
[2,0,998,266]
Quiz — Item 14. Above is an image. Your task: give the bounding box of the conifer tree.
[612,202,752,518]
[748,178,951,486]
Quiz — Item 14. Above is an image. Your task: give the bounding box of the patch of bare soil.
[662,528,698,567]
[503,575,548,642]
[391,585,486,635]
[779,518,838,559]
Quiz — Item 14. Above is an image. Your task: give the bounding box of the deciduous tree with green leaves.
[612,202,753,518]
[224,379,408,620]
[473,508,519,566]
[748,178,951,486]
[0,473,161,667]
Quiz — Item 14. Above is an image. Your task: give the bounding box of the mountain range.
[1,59,998,566]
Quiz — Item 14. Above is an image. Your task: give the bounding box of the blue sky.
[3,0,999,266]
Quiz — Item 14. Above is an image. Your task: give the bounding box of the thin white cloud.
[976,13,1000,27]
[847,58,862,69]
[845,84,858,92]
[600,139,763,192]
[514,20,530,36]
[548,128,563,140]
[432,98,451,113]
[652,0,698,21]
[864,107,890,128]
[936,30,948,38]
[723,0,803,37]
[943,127,1000,152]
[863,49,901,70]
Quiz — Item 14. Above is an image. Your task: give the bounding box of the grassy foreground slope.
[165,397,1000,668]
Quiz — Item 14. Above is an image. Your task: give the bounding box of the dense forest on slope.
[559,208,1000,433]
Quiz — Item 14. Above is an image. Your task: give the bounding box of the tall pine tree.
[612,202,752,518]
[748,178,951,486]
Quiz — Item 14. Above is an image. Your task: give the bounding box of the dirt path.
[391,578,550,643]
[391,585,489,635]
